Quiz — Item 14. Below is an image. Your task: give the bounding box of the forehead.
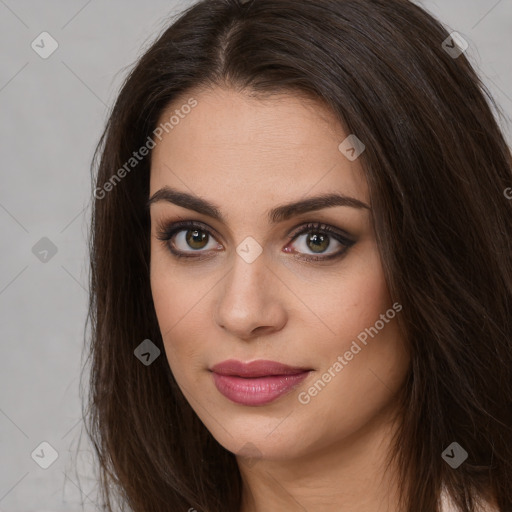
[149,87,368,217]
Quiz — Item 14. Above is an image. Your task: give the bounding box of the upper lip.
[210,359,312,378]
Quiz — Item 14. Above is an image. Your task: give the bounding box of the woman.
[83,0,512,510]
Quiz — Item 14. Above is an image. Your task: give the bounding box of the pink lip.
[210,359,312,406]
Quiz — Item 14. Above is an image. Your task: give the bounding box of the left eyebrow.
[146,186,370,224]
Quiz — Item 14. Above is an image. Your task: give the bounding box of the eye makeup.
[154,218,356,263]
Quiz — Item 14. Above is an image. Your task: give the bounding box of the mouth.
[209,359,313,406]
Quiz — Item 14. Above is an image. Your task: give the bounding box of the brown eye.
[155,220,222,258]
[304,232,330,253]
[185,229,209,250]
[170,227,220,254]
[156,220,355,262]
[286,222,356,262]
[289,230,342,257]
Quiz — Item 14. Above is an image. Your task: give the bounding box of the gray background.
[0,1,510,510]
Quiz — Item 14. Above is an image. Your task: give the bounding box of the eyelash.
[155,220,356,263]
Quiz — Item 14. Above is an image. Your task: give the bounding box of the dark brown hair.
[82,0,512,510]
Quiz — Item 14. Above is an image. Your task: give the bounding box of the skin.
[149,86,411,512]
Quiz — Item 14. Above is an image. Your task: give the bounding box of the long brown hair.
[82,0,512,510]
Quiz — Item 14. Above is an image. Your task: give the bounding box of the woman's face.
[149,87,410,463]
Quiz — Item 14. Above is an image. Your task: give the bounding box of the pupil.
[308,233,329,253]
[186,229,208,250]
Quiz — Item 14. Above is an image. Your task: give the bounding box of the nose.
[213,249,287,341]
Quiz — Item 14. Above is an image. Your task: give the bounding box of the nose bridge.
[214,245,286,337]
[223,247,271,313]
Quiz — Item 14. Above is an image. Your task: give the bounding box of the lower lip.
[211,371,310,406]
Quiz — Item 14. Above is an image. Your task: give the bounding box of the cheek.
[150,236,205,330]
[308,241,408,396]
[316,241,393,345]
[149,253,211,375]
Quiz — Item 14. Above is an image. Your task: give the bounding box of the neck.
[238,403,404,512]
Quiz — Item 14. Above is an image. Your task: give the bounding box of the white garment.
[440,487,498,512]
